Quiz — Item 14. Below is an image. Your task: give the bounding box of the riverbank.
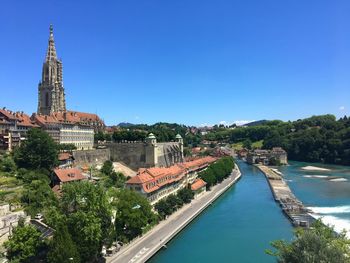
[107,165,242,263]
[256,165,315,227]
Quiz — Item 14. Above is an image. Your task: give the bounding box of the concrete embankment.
[108,165,241,263]
[256,165,315,227]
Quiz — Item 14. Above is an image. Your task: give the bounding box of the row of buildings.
[0,108,104,151]
[239,147,288,165]
[126,156,216,204]
[0,25,104,152]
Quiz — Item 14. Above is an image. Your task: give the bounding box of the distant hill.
[117,122,136,128]
[243,120,268,127]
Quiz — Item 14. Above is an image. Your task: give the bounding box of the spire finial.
[49,24,53,37]
[46,24,57,61]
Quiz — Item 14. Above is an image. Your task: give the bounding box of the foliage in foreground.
[266,220,350,263]
[4,222,44,263]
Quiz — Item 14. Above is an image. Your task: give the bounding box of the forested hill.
[205,115,350,165]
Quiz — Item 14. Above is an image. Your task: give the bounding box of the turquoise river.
[149,160,350,263]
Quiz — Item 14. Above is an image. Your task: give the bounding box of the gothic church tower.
[37,25,66,115]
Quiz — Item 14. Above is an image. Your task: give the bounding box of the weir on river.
[256,164,316,227]
[149,161,293,263]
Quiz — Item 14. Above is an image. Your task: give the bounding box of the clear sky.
[0,0,349,126]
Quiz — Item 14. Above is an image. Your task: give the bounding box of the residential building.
[246,147,288,165]
[0,108,38,151]
[191,178,207,198]
[126,156,216,204]
[58,152,74,168]
[52,168,86,195]
[32,112,94,150]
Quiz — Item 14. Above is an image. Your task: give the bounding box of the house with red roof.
[126,156,216,204]
[32,111,95,150]
[191,178,207,198]
[52,168,86,195]
[0,108,39,151]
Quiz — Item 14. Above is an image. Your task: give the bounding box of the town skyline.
[1,1,349,126]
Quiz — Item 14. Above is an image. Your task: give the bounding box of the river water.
[149,161,293,263]
[149,161,350,262]
[278,161,350,237]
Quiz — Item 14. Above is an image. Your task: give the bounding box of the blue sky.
[0,0,349,126]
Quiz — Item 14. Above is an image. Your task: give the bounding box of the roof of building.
[126,156,216,194]
[191,178,207,191]
[0,109,38,127]
[14,112,38,127]
[53,168,85,183]
[182,156,217,170]
[58,152,73,161]
[32,110,104,127]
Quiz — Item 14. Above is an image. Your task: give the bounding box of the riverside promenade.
[256,165,315,227]
[107,165,242,263]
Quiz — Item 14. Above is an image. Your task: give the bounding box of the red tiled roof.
[14,112,38,127]
[191,178,207,191]
[0,109,17,120]
[54,168,85,183]
[0,109,38,127]
[58,153,73,161]
[32,111,105,127]
[126,156,216,194]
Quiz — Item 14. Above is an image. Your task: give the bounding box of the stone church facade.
[37,25,66,115]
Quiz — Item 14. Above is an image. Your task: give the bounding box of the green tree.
[154,199,173,219]
[266,220,350,263]
[57,143,77,151]
[0,155,17,173]
[60,181,113,259]
[21,179,58,217]
[68,211,102,262]
[114,189,156,242]
[4,223,43,263]
[177,188,194,204]
[14,128,58,171]
[100,160,113,176]
[242,139,252,150]
[47,223,80,263]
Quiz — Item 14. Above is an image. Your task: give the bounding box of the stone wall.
[73,148,110,166]
[72,141,183,170]
[108,142,149,170]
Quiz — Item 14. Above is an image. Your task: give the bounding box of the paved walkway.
[107,167,241,263]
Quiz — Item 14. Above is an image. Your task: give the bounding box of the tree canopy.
[114,189,156,242]
[267,220,350,263]
[14,128,59,171]
[4,223,44,263]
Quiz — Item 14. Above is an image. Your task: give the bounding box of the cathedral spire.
[38,24,66,115]
[45,24,57,62]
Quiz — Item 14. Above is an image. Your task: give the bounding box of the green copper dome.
[147,133,156,139]
[175,134,182,139]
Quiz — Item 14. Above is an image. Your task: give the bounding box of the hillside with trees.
[205,115,350,165]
